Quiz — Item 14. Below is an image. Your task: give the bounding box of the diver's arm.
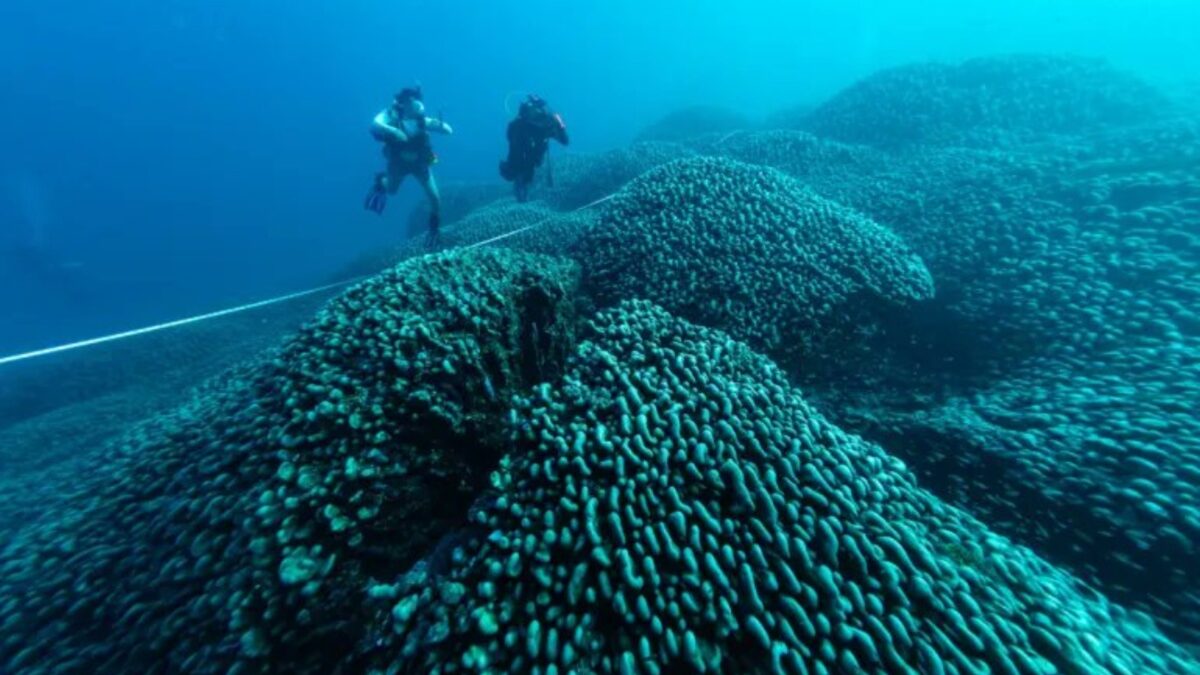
[371,110,407,142]
[426,117,454,135]
[551,113,569,145]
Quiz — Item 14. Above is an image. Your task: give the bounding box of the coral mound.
[5,52,1200,674]
[543,142,696,210]
[438,200,600,257]
[406,182,511,239]
[806,55,1168,149]
[378,300,1194,674]
[578,156,933,366]
[635,105,751,143]
[0,249,579,673]
[701,129,886,184]
[337,200,598,283]
[824,132,1200,643]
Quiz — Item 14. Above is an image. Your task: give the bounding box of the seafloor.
[1,54,1198,674]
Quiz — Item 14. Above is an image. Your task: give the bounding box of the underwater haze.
[2,0,1199,352]
[3,0,1200,673]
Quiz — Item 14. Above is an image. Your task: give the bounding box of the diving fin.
[424,212,441,249]
[364,173,387,214]
[364,190,386,214]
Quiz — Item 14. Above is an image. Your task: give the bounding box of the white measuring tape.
[0,278,365,367]
[0,192,619,368]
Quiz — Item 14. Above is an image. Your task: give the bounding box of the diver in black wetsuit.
[499,95,568,202]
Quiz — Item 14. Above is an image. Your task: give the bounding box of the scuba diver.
[364,85,453,245]
[499,95,568,202]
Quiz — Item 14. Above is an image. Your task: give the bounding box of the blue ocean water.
[1,1,1200,673]
[2,0,1198,353]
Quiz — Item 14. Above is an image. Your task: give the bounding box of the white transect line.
[0,192,620,368]
[713,129,745,146]
[0,278,366,367]
[463,193,617,250]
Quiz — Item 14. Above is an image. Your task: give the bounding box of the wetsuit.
[500,108,568,201]
[372,107,449,189]
[365,103,452,242]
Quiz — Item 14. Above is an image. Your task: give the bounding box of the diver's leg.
[417,169,441,246]
[519,166,537,201]
[419,170,441,217]
[384,160,407,194]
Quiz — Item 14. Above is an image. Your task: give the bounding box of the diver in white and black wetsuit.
[364,86,454,245]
